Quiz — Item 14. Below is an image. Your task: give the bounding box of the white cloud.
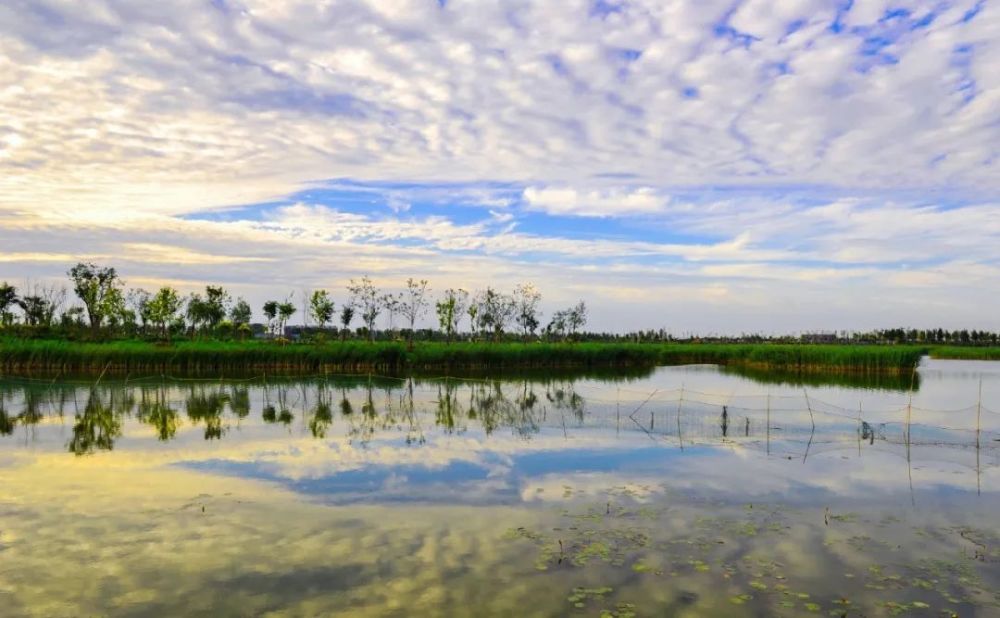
[0,0,998,332]
[522,186,668,217]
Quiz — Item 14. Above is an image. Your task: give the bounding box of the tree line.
[0,263,588,344]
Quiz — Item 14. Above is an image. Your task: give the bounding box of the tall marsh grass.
[0,338,929,375]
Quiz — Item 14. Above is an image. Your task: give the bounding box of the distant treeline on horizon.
[0,262,998,346]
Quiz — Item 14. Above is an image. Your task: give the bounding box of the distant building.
[801,332,838,344]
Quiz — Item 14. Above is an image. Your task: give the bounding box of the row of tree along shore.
[0,262,996,374]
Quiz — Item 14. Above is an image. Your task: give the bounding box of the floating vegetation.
[566,586,612,609]
[500,494,1000,616]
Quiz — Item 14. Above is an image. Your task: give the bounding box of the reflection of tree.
[0,396,13,436]
[309,385,334,439]
[262,385,293,426]
[137,386,179,441]
[469,381,541,439]
[68,389,123,455]
[402,378,425,446]
[346,381,378,445]
[546,382,585,422]
[19,389,45,431]
[435,380,466,434]
[229,387,251,419]
[186,387,227,440]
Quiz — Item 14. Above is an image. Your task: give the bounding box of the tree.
[262,300,279,336]
[186,293,208,334]
[399,278,430,349]
[0,282,17,326]
[17,283,65,328]
[229,298,252,328]
[566,301,588,340]
[277,299,296,337]
[202,286,230,330]
[436,288,468,344]
[467,303,479,339]
[382,292,402,336]
[347,277,381,342]
[145,287,182,341]
[339,303,355,341]
[545,309,568,341]
[129,288,152,332]
[68,262,124,332]
[513,283,542,338]
[476,287,516,342]
[309,290,335,330]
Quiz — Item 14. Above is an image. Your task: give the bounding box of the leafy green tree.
[229,298,252,328]
[145,287,182,341]
[309,290,335,329]
[435,288,468,344]
[400,278,430,349]
[68,263,124,332]
[0,282,17,326]
[18,296,48,326]
[203,286,230,329]
[277,299,296,337]
[262,300,279,336]
[476,287,516,342]
[339,303,355,341]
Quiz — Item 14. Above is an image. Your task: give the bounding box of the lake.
[1,359,998,616]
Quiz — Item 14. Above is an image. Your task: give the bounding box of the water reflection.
[1,364,999,616]
[0,368,996,503]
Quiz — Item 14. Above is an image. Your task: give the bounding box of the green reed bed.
[656,343,926,374]
[929,346,1000,361]
[0,338,931,376]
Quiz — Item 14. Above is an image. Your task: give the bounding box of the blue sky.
[1,0,998,333]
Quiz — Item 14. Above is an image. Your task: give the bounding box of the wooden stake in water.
[857,400,863,457]
[803,389,815,463]
[976,376,983,496]
[676,384,684,451]
[765,391,771,456]
[905,367,916,506]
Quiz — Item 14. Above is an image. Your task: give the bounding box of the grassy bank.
[0,338,932,376]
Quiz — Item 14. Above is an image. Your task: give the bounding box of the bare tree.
[399,278,430,349]
[347,276,382,342]
[382,292,402,337]
[513,283,542,338]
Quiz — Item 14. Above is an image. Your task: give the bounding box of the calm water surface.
[1,359,998,616]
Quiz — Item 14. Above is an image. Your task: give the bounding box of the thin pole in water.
[905,367,916,506]
[803,389,815,463]
[616,386,620,437]
[857,400,862,458]
[676,383,684,451]
[976,376,983,496]
[765,391,770,456]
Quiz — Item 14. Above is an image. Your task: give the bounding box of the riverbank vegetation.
[0,262,997,374]
[0,338,931,375]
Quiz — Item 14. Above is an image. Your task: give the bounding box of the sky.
[0,0,998,334]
